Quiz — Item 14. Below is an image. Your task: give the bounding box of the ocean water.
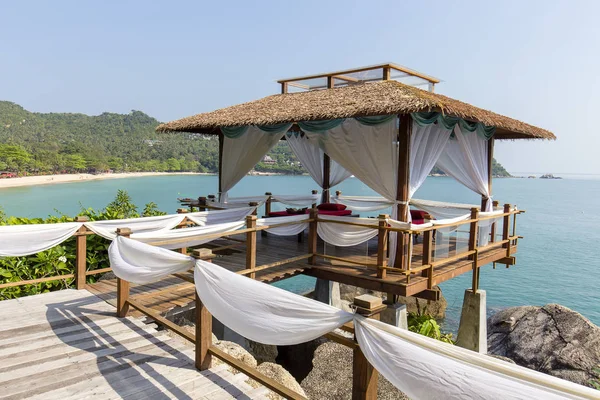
[1,175,599,331]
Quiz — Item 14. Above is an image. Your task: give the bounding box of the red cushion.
[317,203,347,211]
[410,210,428,220]
[412,218,425,225]
[318,209,353,216]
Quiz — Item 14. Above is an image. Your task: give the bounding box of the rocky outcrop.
[256,362,307,400]
[301,341,409,400]
[488,304,600,387]
[247,339,278,364]
[339,284,447,319]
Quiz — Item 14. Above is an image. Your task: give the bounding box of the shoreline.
[0,172,213,189]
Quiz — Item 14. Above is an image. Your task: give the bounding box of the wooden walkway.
[0,289,269,400]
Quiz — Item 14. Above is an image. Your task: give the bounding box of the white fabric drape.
[410,198,479,220]
[108,237,597,400]
[132,221,246,249]
[286,134,352,199]
[409,121,452,200]
[436,126,492,212]
[85,214,185,240]
[271,194,320,207]
[220,127,286,201]
[207,195,268,209]
[317,215,379,247]
[354,317,595,400]
[186,207,255,226]
[194,258,354,345]
[386,218,433,231]
[331,195,394,212]
[304,118,400,263]
[0,222,82,257]
[108,236,194,284]
[256,215,309,236]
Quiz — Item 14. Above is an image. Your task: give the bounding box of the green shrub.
[408,309,454,344]
[590,366,600,390]
[0,190,167,300]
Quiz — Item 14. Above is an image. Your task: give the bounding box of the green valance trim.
[411,112,495,139]
[222,123,292,138]
[297,119,344,133]
[355,114,397,126]
[221,125,248,139]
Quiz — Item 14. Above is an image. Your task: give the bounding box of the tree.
[65,154,87,172]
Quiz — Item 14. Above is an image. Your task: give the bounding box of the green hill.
[0,101,510,177]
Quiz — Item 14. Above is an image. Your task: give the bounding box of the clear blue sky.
[2,1,599,174]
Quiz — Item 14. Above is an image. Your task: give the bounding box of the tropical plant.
[408,309,454,344]
[0,190,167,300]
[590,365,600,390]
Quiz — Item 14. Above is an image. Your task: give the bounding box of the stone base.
[314,278,341,308]
[381,303,408,329]
[456,289,487,353]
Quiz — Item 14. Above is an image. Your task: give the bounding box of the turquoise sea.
[1,174,599,332]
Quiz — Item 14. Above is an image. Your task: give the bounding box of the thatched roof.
[157,80,555,140]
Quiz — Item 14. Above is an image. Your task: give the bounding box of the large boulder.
[339,284,447,319]
[301,341,409,400]
[256,362,306,400]
[488,304,600,387]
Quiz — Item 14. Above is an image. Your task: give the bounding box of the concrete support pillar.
[380,303,408,330]
[456,289,487,354]
[314,278,341,308]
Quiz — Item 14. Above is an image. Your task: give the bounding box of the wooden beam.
[304,266,408,296]
[482,137,494,210]
[332,74,360,83]
[383,66,391,80]
[116,227,131,318]
[308,208,318,265]
[394,114,411,269]
[74,216,89,290]
[196,292,212,370]
[281,82,289,93]
[218,130,224,201]
[376,214,389,279]
[352,298,380,399]
[469,208,480,291]
[323,154,331,203]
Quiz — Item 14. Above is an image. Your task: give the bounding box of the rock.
[339,284,447,319]
[256,362,306,400]
[214,340,258,369]
[277,337,327,381]
[247,339,278,364]
[488,304,600,387]
[99,271,117,281]
[301,341,409,400]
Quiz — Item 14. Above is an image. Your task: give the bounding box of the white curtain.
[256,214,309,236]
[194,258,354,345]
[132,221,246,249]
[304,118,400,263]
[85,214,185,240]
[207,195,268,209]
[331,195,394,212]
[409,121,452,201]
[186,207,255,226]
[410,198,479,220]
[436,126,491,212]
[108,236,194,284]
[0,222,82,257]
[271,194,320,207]
[317,215,379,247]
[286,134,352,200]
[220,126,289,201]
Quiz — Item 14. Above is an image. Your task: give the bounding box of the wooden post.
[249,201,259,216]
[482,138,494,211]
[246,215,257,279]
[394,114,411,270]
[502,204,512,254]
[193,249,214,371]
[376,214,389,279]
[352,296,383,400]
[423,230,433,289]
[468,208,480,292]
[264,192,272,216]
[176,208,188,255]
[218,130,224,201]
[197,197,207,212]
[490,200,499,243]
[74,216,89,290]
[382,66,391,81]
[116,227,131,318]
[322,154,331,203]
[308,208,318,265]
[281,82,288,94]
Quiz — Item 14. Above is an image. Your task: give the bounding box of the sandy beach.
[0,172,209,189]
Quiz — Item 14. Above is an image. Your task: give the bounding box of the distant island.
[0,101,511,177]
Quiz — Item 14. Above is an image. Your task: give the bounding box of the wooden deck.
[87,231,517,318]
[0,289,269,400]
